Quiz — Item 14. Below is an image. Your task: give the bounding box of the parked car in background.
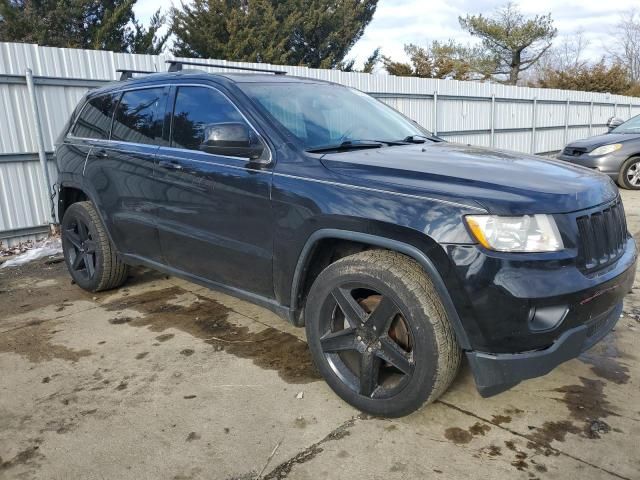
[558,115,640,189]
[54,65,637,417]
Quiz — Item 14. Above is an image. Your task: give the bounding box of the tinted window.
[72,93,119,139]
[171,86,247,151]
[111,88,164,144]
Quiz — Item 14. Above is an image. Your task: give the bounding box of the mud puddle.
[102,286,320,384]
[444,422,491,445]
[579,332,632,385]
[527,376,617,446]
[0,318,93,363]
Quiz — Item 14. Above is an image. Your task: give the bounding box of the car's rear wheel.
[618,157,640,190]
[305,250,461,417]
[61,201,128,292]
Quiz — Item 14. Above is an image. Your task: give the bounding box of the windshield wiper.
[402,134,444,143]
[306,140,384,153]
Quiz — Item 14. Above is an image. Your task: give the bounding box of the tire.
[617,157,640,190]
[61,201,128,292]
[305,250,461,417]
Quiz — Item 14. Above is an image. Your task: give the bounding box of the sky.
[133,0,638,68]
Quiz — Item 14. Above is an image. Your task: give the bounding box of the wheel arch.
[57,183,88,222]
[289,229,471,350]
[57,182,120,253]
[618,154,640,189]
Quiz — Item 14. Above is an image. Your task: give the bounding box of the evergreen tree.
[459,3,556,85]
[382,41,485,80]
[129,9,170,55]
[0,0,168,53]
[171,0,378,68]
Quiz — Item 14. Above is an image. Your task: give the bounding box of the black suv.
[55,65,637,417]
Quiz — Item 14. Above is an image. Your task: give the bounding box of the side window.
[71,93,119,140]
[171,86,248,152]
[111,88,164,144]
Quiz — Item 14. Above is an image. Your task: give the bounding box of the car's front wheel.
[618,156,640,190]
[305,250,461,417]
[61,201,128,292]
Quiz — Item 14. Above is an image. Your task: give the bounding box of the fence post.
[531,98,537,154]
[563,98,570,146]
[629,103,633,119]
[490,93,496,148]
[433,90,438,136]
[589,101,594,136]
[25,68,56,230]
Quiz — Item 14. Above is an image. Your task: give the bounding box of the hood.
[320,142,618,215]
[566,132,640,150]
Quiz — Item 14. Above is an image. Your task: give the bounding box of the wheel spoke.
[332,287,366,328]
[320,329,357,353]
[71,252,84,271]
[83,240,96,253]
[376,337,413,375]
[367,295,399,335]
[65,229,82,249]
[77,221,88,240]
[359,351,380,397]
[84,253,95,277]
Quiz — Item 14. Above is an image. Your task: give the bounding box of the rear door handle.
[158,160,183,171]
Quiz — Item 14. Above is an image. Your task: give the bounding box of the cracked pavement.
[1,190,639,480]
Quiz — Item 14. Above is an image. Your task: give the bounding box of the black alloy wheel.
[319,285,415,399]
[63,217,97,281]
[305,250,461,417]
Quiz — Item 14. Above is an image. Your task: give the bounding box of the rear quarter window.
[71,93,120,140]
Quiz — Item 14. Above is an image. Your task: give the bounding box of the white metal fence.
[1,42,639,247]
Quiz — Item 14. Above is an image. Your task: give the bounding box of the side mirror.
[606,117,624,132]
[200,122,266,161]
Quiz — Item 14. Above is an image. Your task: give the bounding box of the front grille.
[576,200,628,273]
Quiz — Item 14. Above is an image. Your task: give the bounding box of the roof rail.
[166,60,287,75]
[116,69,155,81]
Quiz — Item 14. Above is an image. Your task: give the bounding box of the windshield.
[239,83,429,150]
[612,114,640,134]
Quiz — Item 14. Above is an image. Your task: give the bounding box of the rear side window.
[71,93,119,140]
[171,86,246,151]
[111,88,164,144]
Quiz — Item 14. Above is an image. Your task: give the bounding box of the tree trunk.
[509,51,521,85]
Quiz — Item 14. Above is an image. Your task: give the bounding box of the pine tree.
[171,0,378,68]
[0,0,168,53]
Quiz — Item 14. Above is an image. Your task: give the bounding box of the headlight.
[588,144,622,156]
[465,214,564,252]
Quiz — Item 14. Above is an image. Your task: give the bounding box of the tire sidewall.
[305,258,442,417]
[61,203,106,291]
[619,157,640,190]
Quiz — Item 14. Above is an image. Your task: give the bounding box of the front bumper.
[465,259,635,397]
[468,301,623,396]
[557,152,625,179]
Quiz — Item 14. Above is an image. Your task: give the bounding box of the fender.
[57,181,121,255]
[289,228,472,350]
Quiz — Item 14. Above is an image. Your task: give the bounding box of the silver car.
[558,115,640,190]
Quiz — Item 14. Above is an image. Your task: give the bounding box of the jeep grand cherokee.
[54,65,637,417]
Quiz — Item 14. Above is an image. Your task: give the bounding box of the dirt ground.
[1,191,639,480]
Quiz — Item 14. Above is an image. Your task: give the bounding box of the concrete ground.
[1,192,639,480]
